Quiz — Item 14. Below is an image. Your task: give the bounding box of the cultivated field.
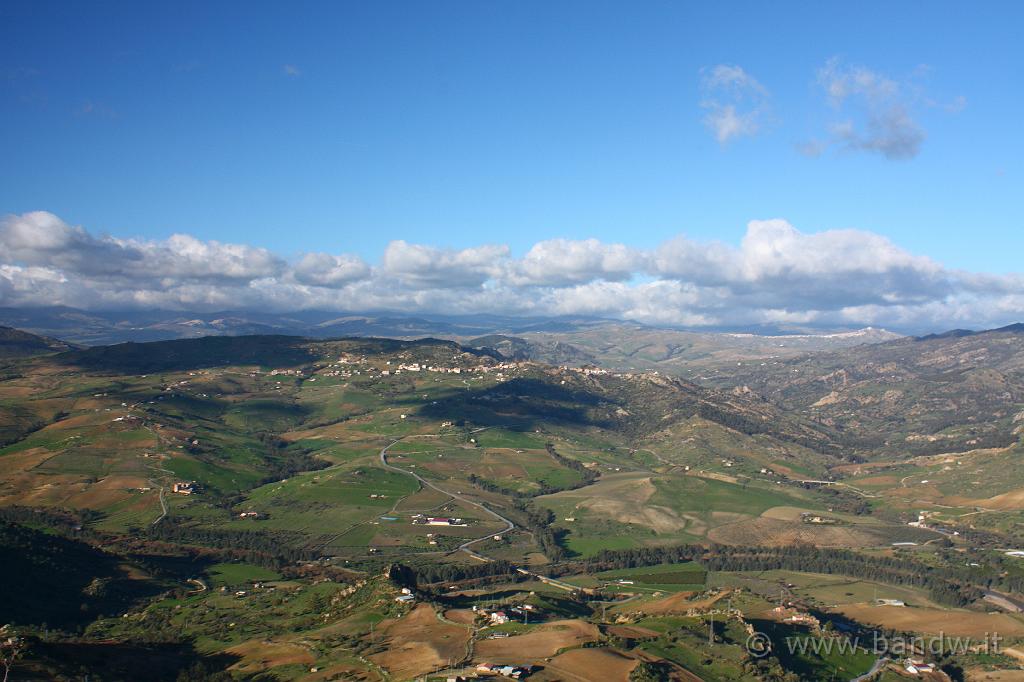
[836,604,1024,637]
[532,647,639,682]
[473,619,601,664]
[370,603,472,679]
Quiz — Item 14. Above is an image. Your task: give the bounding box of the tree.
[0,626,25,682]
[175,661,233,682]
[630,661,670,682]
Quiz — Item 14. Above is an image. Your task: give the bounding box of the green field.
[228,464,420,544]
[207,562,282,587]
[595,562,708,585]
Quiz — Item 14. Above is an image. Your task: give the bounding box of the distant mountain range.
[0,305,902,351]
[0,306,617,345]
[470,324,905,375]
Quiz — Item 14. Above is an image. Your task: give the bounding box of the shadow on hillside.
[416,377,614,432]
[57,335,317,373]
[0,521,170,630]
[27,640,240,681]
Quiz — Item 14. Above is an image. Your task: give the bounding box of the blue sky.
[1,2,1022,330]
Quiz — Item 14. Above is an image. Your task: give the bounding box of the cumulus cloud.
[382,240,509,287]
[655,219,950,316]
[699,65,770,143]
[509,239,646,286]
[0,211,283,284]
[1,211,1022,332]
[814,58,926,160]
[292,252,370,288]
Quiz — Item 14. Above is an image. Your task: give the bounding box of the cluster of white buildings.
[305,352,535,383]
[908,511,960,536]
[876,599,906,607]
[476,663,533,678]
[411,515,467,527]
[903,658,936,674]
[472,603,537,625]
[562,365,608,376]
[172,481,197,495]
[771,605,821,628]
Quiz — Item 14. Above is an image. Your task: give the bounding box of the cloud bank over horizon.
[1,211,1021,333]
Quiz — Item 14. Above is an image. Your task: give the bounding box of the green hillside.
[1,330,1022,680]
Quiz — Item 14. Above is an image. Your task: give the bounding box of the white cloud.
[382,240,509,287]
[283,64,301,78]
[0,211,283,284]
[699,65,769,143]
[653,219,951,316]
[509,239,646,286]
[814,58,927,160]
[292,252,370,288]
[1,211,1022,333]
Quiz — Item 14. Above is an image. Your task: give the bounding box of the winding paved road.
[378,438,585,591]
[379,440,514,558]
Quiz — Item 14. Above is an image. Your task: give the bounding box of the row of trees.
[0,505,101,533]
[512,500,569,562]
[401,559,520,587]
[800,485,871,515]
[253,432,330,484]
[554,543,989,607]
[144,523,316,569]
[544,442,599,487]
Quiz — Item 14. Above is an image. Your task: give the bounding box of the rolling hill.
[2,326,1023,680]
[0,325,76,359]
[476,324,904,375]
[707,323,1024,456]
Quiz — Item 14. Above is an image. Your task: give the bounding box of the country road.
[186,578,208,594]
[379,438,585,591]
[378,440,514,558]
[152,485,168,525]
[851,656,888,682]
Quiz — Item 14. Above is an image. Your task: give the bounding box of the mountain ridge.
[0,305,905,346]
